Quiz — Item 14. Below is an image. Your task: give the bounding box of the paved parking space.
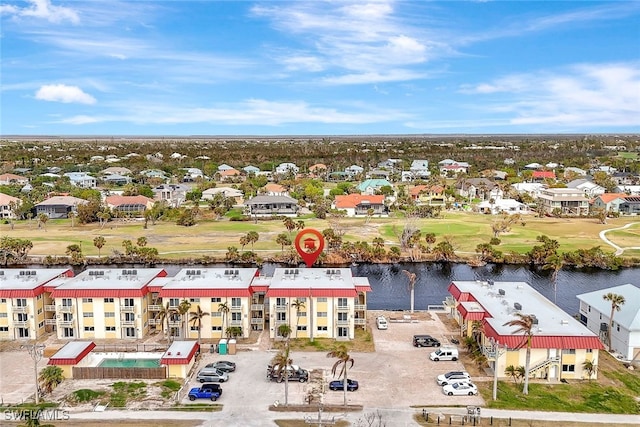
[0,350,44,404]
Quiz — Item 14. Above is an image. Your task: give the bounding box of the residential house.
[101,166,132,176]
[275,162,299,175]
[410,185,447,205]
[614,185,640,196]
[439,159,470,176]
[409,160,431,180]
[153,183,190,207]
[140,169,169,181]
[524,162,543,170]
[309,164,327,178]
[243,165,261,175]
[202,187,244,205]
[266,268,371,340]
[105,195,154,217]
[0,268,74,340]
[447,280,604,381]
[182,167,206,182]
[49,268,168,340]
[477,198,529,215]
[591,193,629,213]
[263,183,289,196]
[157,268,259,339]
[0,193,20,219]
[218,168,241,182]
[531,171,556,182]
[34,195,88,219]
[456,178,503,201]
[612,172,638,186]
[366,169,391,180]
[377,159,402,171]
[357,179,392,195]
[564,167,588,179]
[511,182,547,198]
[537,188,589,216]
[102,174,132,186]
[577,284,640,361]
[567,179,606,198]
[0,173,28,185]
[217,164,235,172]
[344,165,364,179]
[619,196,640,215]
[333,194,388,217]
[244,195,299,217]
[64,172,97,188]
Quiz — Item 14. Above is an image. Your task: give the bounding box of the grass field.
[3,214,638,262]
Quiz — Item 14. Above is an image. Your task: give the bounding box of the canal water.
[154,262,640,318]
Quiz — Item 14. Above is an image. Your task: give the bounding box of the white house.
[477,198,529,215]
[576,284,640,361]
[615,185,640,196]
[64,172,97,188]
[275,163,299,175]
[511,182,546,198]
[567,179,606,198]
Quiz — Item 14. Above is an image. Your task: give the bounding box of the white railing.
[148,305,162,311]
[251,318,264,324]
[44,305,56,312]
[120,306,135,312]
[354,318,366,325]
[11,306,28,313]
[57,306,74,313]
[251,304,264,311]
[354,304,366,311]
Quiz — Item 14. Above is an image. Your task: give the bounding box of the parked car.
[196,368,229,383]
[442,382,478,396]
[267,364,309,383]
[205,360,236,372]
[429,347,459,361]
[413,335,441,347]
[329,379,359,391]
[376,316,388,330]
[188,384,222,401]
[437,371,471,386]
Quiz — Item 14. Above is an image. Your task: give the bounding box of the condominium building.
[266,268,371,340]
[0,268,74,340]
[49,268,168,340]
[537,188,589,216]
[446,280,604,380]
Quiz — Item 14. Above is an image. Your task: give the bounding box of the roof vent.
[531,315,538,325]
[514,302,522,311]
[498,289,506,296]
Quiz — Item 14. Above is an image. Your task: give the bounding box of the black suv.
[413,334,441,347]
[267,364,309,383]
[200,383,223,396]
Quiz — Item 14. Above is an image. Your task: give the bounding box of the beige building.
[447,280,604,381]
[537,188,589,216]
[49,268,168,340]
[0,268,73,340]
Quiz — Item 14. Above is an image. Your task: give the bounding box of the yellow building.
[49,268,168,340]
[447,280,604,381]
[160,340,200,378]
[266,268,370,340]
[0,268,73,340]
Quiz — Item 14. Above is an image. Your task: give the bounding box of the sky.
[1,0,639,136]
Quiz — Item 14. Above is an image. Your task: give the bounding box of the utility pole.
[491,339,507,401]
[22,343,45,405]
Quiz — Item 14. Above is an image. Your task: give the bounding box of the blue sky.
[1,0,639,136]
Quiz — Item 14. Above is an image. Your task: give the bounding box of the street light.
[22,343,46,405]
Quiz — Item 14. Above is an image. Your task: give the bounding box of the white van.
[429,347,459,361]
[376,315,388,330]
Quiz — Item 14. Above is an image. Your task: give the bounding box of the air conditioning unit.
[514,302,522,311]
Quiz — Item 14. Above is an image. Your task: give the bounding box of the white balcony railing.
[336,319,349,326]
[251,318,264,325]
[354,304,366,311]
[251,304,264,311]
[58,320,74,327]
[57,306,74,313]
[44,305,56,312]
[121,320,135,326]
[45,319,57,325]
[148,305,162,311]
[13,321,29,327]
[12,306,28,313]
[120,306,135,312]
[354,318,366,325]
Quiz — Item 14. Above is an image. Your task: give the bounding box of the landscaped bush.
[70,389,106,403]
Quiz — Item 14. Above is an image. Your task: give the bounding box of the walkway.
[599,222,640,255]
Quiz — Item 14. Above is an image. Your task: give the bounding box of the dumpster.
[218,339,228,355]
[228,339,237,355]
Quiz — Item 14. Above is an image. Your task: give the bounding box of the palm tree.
[582,359,597,381]
[218,301,230,339]
[503,313,535,395]
[68,211,76,228]
[276,233,291,253]
[65,244,83,264]
[246,231,259,251]
[603,292,626,350]
[283,217,295,235]
[177,299,192,339]
[38,213,48,231]
[38,365,64,394]
[271,344,293,406]
[156,302,177,340]
[543,254,564,304]
[189,305,210,345]
[402,270,417,313]
[504,365,519,384]
[327,344,354,407]
[291,299,305,338]
[93,236,106,258]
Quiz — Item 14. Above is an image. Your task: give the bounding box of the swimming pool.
[98,358,161,368]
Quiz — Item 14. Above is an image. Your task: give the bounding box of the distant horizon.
[2,1,639,135]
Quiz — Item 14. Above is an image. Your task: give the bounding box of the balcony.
[229,319,243,326]
[12,306,28,313]
[337,305,349,312]
[168,321,181,328]
[251,304,264,311]
[13,321,28,327]
[354,318,366,325]
[120,305,135,312]
[354,304,366,311]
[44,305,56,312]
[148,305,162,311]
[230,306,242,312]
[251,318,264,325]
[58,320,74,327]
[45,319,57,325]
[147,318,161,326]
[336,319,350,326]
[57,306,74,313]
[121,320,135,326]
[274,305,287,312]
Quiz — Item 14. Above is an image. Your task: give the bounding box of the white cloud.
[35,84,96,104]
[1,0,79,24]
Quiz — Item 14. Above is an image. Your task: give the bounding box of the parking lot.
[183,311,485,411]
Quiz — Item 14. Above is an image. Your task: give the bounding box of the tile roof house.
[333,194,388,217]
[263,183,288,196]
[105,195,154,216]
[0,173,29,185]
[531,170,556,181]
[34,195,88,219]
[409,185,448,205]
[591,193,629,213]
[577,284,640,360]
[0,193,20,219]
[244,195,299,217]
[357,179,392,195]
[218,168,241,182]
[438,159,470,176]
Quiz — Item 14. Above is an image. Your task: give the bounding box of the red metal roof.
[355,285,372,292]
[48,342,96,365]
[250,285,269,292]
[161,342,200,365]
[147,285,164,293]
[447,282,476,302]
[159,289,252,298]
[0,287,45,298]
[456,304,487,321]
[266,289,358,298]
[483,323,604,349]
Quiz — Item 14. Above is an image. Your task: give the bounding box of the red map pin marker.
[294,228,325,267]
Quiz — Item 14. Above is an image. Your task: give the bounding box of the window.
[338,312,348,322]
[317,326,328,331]
[190,326,199,331]
[317,297,327,303]
[124,313,135,322]
[337,298,348,307]
[0,313,6,318]
[231,312,242,322]
[82,298,93,303]
[17,313,28,321]
[211,326,222,331]
[123,298,134,307]
[317,312,327,317]
[562,349,576,355]
[38,321,44,328]
[211,297,221,303]
[105,312,115,318]
[84,326,95,331]
[106,326,116,332]
[276,297,287,306]
[37,308,42,315]
[586,349,593,353]
[104,298,114,303]
[0,327,8,332]
[124,327,136,337]
[189,298,200,303]
[231,298,241,308]
[211,312,221,317]
[562,364,575,372]
[83,312,94,318]
[61,298,72,307]
[297,325,307,331]
[0,299,5,303]
[297,298,307,303]
[338,327,348,338]
[617,325,620,332]
[298,312,307,317]
[169,298,179,307]
[276,312,287,321]
[16,298,27,307]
